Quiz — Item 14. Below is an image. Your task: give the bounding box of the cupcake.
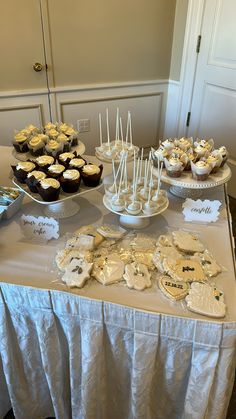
[69,156,86,172]
[45,139,63,158]
[191,160,211,181]
[58,152,77,168]
[12,161,36,183]
[161,138,175,151]
[60,169,81,193]
[37,133,49,144]
[47,128,59,140]
[47,164,65,179]
[28,135,45,156]
[176,137,193,151]
[13,132,29,153]
[153,145,169,163]
[35,155,55,172]
[44,122,57,132]
[164,157,185,178]
[218,146,228,167]
[59,123,78,146]
[57,133,72,152]
[25,170,47,193]
[207,151,223,173]
[25,124,40,135]
[185,149,196,171]
[81,164,103,187]
[37,178,61,201]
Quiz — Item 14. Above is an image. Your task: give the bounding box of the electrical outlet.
[77,119,90,133]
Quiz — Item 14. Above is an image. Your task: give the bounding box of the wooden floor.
[3,196,236,419]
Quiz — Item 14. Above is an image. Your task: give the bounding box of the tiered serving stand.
[11,141,103,219]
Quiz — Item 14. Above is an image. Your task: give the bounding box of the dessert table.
[0,145,236,419]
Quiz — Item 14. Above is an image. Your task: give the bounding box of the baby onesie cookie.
[153,246,183,273]
[92,253,125,285]
[191,251,221,277]
[123,262,152,291]
[73,225,104,248]
[55,248,91,271]
[61,258,93,288]
[185,282,226,318]
[163,259,205,282]
[172,230,205,253]
[159,276,190,300]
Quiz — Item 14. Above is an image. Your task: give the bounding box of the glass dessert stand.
[12,178,103,219]
[153,165,231,198]
[103,191,169,229]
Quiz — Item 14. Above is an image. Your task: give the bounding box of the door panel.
[188,0,236,196]
[0,0,48,91]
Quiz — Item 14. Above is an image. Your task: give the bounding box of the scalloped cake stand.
[153,165,231,198]
[103,192,169,229]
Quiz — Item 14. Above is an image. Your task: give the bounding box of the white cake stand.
[103,191,169,229]
[12,178,103,219]
[153,164,231,198]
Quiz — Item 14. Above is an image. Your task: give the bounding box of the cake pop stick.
[125,112,130,144]
[138,148,144,184]
[115,107,120,144]
[147,165,153,204]
[99,113,103,148]
[128,111,133,149]
[112,159,118,196]
[152,160,163,201]
[106,108,110,150]
[119,117,124,150]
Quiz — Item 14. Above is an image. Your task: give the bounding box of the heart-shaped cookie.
[159,276,190,300]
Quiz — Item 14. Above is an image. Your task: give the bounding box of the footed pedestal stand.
[43,199,80,219]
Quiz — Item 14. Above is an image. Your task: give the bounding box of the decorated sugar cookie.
[172,230,205,253]
[163,259,205,282]
[153,246,183,273]
[62,258,93,288]
[191,251,221,277]
[55,248,92,271]
[133,251,155,271]
[123,262,152,291]
[185,282,226,318]
[156,234,173,247]
[92,253,125,285]
[159,276,190,300]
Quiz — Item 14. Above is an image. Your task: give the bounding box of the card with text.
[21,215,59,241]
[182,199,222,222]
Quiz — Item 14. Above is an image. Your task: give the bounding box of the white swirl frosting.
[59,152,75,161]
[28,136,43,147]
[27,170,46,180]
[191,160,211,174]
[48,129,59,138]
[40,178,60,189]
[17,162,36,172]
[57,133,69,142]
[44,122,56,131]
[46,140,60,150]
[14,133,27,143]
[63,169,80,180]
[70,158,85,168]
[48,164,65,174]
[82,164,100,175]
[36,155,54,165]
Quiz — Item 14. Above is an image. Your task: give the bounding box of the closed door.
[187,0,236,197]
[0,0,48,91]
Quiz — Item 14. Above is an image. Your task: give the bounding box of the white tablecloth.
[0,146,236,419]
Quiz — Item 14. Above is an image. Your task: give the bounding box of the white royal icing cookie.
[62,258,93,288]
[55,248,91,271]
[153,246,183,273]
[66,234,95,251]
[156,234,174,247]
[123,262,152,291]
[191,251,222,277]
[163,259,205,282]
[159,276,190,300]
[97,224,127,239]
[172,230,205,253]
[92,253,125,285]
[185,282,226,318]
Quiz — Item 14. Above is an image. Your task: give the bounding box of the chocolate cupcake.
[69,156,86,172]
[45,139,63,158]
[81,164,103,187]
[25,170,47,193]
[37,178,61,201]
[35,155,55,172]
[47,164,65,179]
[58,152,77,168]
[60,169,81,193]
[13,132,29,153]
[57,133,72,152]
[12,161,36,183]
[28,135,45,156]
[59,123,78,146]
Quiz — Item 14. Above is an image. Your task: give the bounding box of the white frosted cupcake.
[25,170,47,193]
[45,139,63,158]
[11,161,36,183]
[47,164,65,179]
[164,157,185,178]
[57,133,72,151]
[191,160,211,180]
[58,152,77,167]
[81,164,103,186]
[60,169,81,193]
[35,155,55,172]
[218,146,228,167]
[176,137,193,151]
[207,151,223,173]
[37,178,61,201]
[13,132,29,153]
[28,135,45,156]
[161,138,175,151]
[69,157,86,171]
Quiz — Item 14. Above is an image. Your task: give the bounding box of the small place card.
[182,199,222,222]
[21,215,59,241]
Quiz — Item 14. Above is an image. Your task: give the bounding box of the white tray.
[95,144,139,163]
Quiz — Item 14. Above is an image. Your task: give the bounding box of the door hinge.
[186,112,191,127]
[196,35,202,53]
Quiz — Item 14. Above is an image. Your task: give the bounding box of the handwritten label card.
[21,215,59,241]
[182,199,222,222]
